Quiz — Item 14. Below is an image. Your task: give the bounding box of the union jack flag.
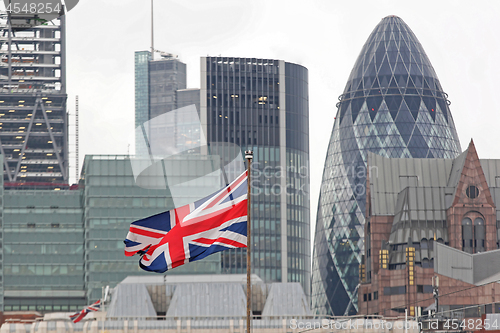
[124,171,247,272]
[69,299,101,323]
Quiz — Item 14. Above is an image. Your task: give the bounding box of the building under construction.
[0,12,68,189]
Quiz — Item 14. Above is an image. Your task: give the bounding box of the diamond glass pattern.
[311,16,461,316]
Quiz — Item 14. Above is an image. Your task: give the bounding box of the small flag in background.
[69,299,101,323]
[124,171,248,273]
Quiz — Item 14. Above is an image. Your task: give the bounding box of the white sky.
[63,0,500,237]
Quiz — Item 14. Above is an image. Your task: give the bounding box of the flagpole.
[245,150,253,333]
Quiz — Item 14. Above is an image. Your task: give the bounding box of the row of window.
[87,197,169,208]
[363,291,378,301]
[286,221,309,238]
[4,208,81,213]
[287,271,306,284]
[6,232,83,242]
[287,238,309,258]
[207,58,280,74]
[375,284,434,297]
[288,255,307,270]
[4,304,84,312]
[4,244,83,254]
[208,93,280,108]
[4,264,83,275]
[388,260,434,270]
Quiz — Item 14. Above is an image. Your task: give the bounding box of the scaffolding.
[0,11,68,186]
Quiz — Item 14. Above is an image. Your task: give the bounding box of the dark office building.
[201,57,311,297]
[312,16,462,315]
[134,51,190,124]
[0,13,68,187]
[134,51,202,157]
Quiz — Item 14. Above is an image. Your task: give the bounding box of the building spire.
[151,0,154,59]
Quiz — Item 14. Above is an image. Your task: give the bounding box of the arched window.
[422,258,430,268]
[462,217,473,254]
[421,238,428,249]
[474,217,485,252]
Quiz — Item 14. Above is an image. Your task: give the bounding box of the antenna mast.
[75,95,79,182]
[151,0,154,59]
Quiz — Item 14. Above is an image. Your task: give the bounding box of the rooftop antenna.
[151,0,154,60]
[75,95,79,182]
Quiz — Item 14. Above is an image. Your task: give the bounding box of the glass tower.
[201,57,310,297]
[134,51,190,154]
[311,16,461,315]
[134,51,152,151]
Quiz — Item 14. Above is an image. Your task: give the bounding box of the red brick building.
[359,140,500,317]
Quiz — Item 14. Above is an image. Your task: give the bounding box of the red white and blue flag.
[69,299,101,323]
[124,171,248,272]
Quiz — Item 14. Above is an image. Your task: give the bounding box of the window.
[373,291,378,300]
[466,185,479,199]
[462,217,473,253]
[421,239,428,249]
[474,217,485,252]
[383,286,406,295]
[417,285,433,294]
[424,285,433,293]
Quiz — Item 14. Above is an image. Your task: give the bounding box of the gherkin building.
[311,16,462,315]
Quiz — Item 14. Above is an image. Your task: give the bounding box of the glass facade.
[202,57,310,297]
[3,188,84,312]
[0,154,223,310]
[177,89,201,113]
[148,56,186,119]
[311,16,462,315]
[134,51,151,154]
[135,51,194,155]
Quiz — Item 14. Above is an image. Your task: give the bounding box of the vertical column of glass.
[134,51,151,155]
[208,58,241,273]
[251,59,283,283]
[206,58,285,282]
[284,64,310,297]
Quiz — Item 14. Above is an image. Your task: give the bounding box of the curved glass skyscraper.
[311,16,462,315]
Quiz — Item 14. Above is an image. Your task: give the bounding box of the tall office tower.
[201,57,311,297]
[0,13,68,188]
[134,51,188,127]
[148,53,186,119]
[312,16,462,315]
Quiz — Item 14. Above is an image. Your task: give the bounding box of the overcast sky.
[62,0,500,234]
